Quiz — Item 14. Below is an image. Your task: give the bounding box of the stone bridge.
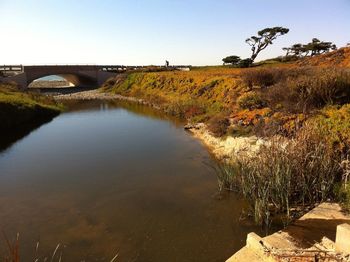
[0,65,127,88]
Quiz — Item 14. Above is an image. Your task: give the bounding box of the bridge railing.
[0,65,24,77]
[0,64,192,75]
[0,65,24,72]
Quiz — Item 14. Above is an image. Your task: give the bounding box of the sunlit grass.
[0,83,63,130]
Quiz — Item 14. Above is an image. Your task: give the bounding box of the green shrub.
[255,55,299,65]
[308,104,350,154]
[237,58,253,68]
[335,182,350,212]
[237,91,266,110]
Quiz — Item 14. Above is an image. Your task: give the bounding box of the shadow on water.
[29,86,98,95]
[0,116,56,153]
[284,218,350,248]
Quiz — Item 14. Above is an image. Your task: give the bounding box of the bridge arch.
[27,73,97,88]
[24,66,102,88]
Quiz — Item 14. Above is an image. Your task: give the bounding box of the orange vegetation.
[103,47,350,138]
[298,47,350,68]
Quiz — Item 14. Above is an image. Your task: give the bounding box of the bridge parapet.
[0,65,24,77]
[0,64,192,88]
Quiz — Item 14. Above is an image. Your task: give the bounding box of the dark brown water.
[0,100,264,261]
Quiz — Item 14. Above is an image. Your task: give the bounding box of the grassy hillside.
[102,67,244,122]
[0,83,63,130]
[102,48,350,224]
[297,46,350,67]
[101,59,350,140]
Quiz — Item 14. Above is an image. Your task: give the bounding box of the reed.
[214,123,343,227]
[2,232,19,262]
[1,234,119,261]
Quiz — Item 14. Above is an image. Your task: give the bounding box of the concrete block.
[246,232,265,254]
[335,223,350,253]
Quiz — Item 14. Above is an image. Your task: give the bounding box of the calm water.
[0,100,263,261]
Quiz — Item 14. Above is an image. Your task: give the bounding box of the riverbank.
[0,83,62,131]
[184,123,265,160]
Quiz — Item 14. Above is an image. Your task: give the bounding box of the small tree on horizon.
[306,38,337,56]
[283,38,337,57]
[222,55,241,65]
[246,26,289,64]
[283,43,305,57]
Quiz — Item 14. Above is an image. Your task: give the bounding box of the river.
[0,100,265,261]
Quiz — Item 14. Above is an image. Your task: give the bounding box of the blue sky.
[0,0,349,65]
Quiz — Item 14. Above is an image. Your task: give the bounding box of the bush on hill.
[207,114,230,137]
[237,91,266,110]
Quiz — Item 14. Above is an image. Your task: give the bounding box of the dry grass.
[215,123,343,227]
[207,114,230,137]
[263,67,350,112]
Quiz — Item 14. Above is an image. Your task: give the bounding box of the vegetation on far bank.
[101,47,350,226]
[101,66,242,122]
[0,83,63,130]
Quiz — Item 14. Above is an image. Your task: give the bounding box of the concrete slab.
[226,203,350,262]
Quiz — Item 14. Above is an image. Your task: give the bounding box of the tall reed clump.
[214,123,343,227]
[336,158,350,211]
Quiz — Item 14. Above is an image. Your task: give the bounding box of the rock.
[184,123,205,130]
